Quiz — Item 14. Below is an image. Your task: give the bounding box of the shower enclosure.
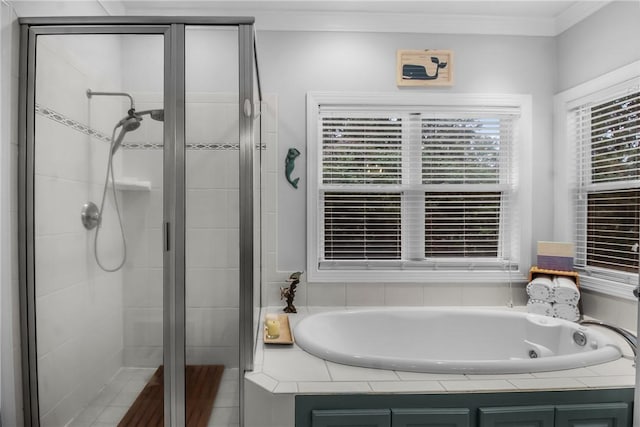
[18,18,261,426]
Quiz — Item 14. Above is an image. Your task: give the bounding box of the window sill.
[579,275,638,301]
[307,268,528,284]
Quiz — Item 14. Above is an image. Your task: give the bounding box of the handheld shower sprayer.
[84,88,165,272]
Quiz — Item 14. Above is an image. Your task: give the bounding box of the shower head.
[112,116,141,155]
[135,109,164,122]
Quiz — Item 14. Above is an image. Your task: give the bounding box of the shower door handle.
[164,221,170,252]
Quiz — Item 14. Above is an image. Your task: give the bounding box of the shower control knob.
[81,202,100,230]
[633,286,640,299]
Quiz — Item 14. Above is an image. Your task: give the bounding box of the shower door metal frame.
[18,17,257,427]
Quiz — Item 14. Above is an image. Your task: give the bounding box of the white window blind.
[572,86,640,275]
[316,107,519,270]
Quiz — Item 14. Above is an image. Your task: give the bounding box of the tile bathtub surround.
[247,307,635,398]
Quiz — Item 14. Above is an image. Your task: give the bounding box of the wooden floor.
[118,365,225,427]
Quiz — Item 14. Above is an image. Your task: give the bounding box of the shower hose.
[94,124,128,272]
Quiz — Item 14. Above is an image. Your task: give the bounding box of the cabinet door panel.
[392,408,470,427]
[479,405,555,427]
[555,403,630,427]
[312,409,391,427]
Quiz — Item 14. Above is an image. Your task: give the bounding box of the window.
[307,93,532,282]
[555,61,640,298]
[572,86,640,277]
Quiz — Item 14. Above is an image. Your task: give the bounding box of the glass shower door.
[22,19,256,427]
[31,31,166,426]
[184,25,241,427]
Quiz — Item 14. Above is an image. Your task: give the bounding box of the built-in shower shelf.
[113,179,152,191]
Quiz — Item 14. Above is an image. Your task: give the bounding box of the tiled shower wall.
[121,93,244,368]
[34,35,125,426]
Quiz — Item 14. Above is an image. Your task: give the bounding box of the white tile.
[326,361,399,381]
[185,346,239,367]
[70,405,103,425]
[465,373,536,380]
[187,189,228,228]
[507,377,587,390]
[187,229,229,268]
[586,358,635,376]
[35,233,89,297]
[263,350,331,382]
[423,284,464,306]
[369,381,444,393]
[213,388,240,408]
[261,171,277,214]
[95,406,129,423]
[246,372,278,392]
[384,284,423,306]
[227,189,240,228]
[575,375,635,388]
[307,282,346,306]
[147,227,163,268]
[186,268,239,308]
[441,379,517,392]
[395,371,467,381]
[109,391,140,407]
[346,283,385,306]
[34,117,91,182]
[273,382,298,394]
[121,378,149,394]
[297,382,371,393]
[461,284,512,306]
[185,307,239,347]
[186,151,229,189]
[207,407,240,427]
[123,308,163,347]
[531,367,598,378]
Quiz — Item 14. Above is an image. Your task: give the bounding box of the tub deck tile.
[508,377,586,390]
[249,307,636,396]
[369,381,444,393]
[440,379,517,392]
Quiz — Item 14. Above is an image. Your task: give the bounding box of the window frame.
[553,60,640,300]
[307,92,532,283]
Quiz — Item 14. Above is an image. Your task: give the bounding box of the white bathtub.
[294,308,623,374]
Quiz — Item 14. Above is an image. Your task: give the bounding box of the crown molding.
[247,10,558,36]
[554,1,610,35]
[9,0,615,37]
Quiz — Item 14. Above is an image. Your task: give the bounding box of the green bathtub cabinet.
[296,389,633,427]
[310,408,470,427]
[311,409,391,427]
[555,402,630,427]
[392,408,471,427]
[478,405,555,427]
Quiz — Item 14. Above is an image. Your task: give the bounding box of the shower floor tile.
[67,367,239,427]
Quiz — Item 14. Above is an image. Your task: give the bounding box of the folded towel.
[527,299,553,316]
[553,276,580,304]
[553,303,580,322]
[526,275,554,301]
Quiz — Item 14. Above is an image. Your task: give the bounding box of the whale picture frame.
[397,49,454,86]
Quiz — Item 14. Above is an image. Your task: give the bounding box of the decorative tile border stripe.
[35,103,112,143]
[123,142,242,150]
[123,142,267,150]
[35,103,265,151]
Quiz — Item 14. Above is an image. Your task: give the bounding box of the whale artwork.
[402,57,448,80]
[397,49,454,86]
[285,147,301,189]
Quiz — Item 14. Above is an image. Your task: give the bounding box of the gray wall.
[555,1,640,92]
[259,30,556,274]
